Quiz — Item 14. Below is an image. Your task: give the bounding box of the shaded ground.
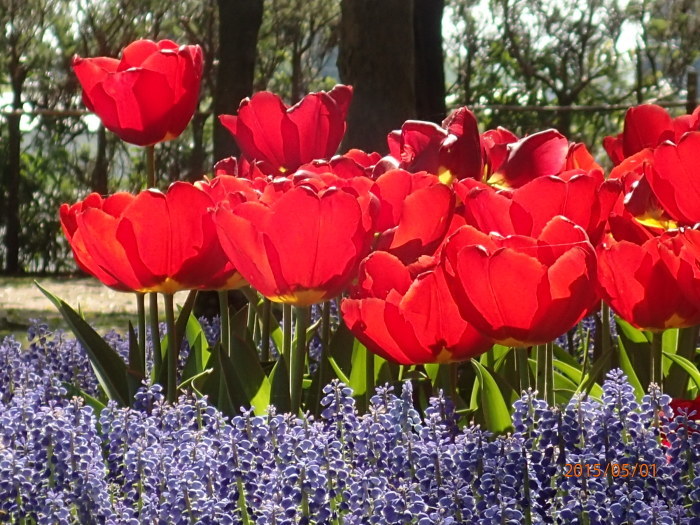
[0,276,137,341]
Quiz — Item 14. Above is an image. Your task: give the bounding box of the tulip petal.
[650,133,700,224]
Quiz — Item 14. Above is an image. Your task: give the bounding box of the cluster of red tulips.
[62,39,700,369]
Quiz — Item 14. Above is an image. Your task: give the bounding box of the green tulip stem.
[218,291,231,358]
[136,293,146,372]
[601,301,611,361]
[291,305,310,414]
[261,299,272,362]
[545,342,554,406]
[315,301,332,411]
[651,331,663,391]
[164,293,177,403]
[516,346,531,393]
[246,294,256,342]
[146,145,156,189]
[365,345,375,411]
[535,345,546,396]
[149,293,161,382]
[486,347,495,370]
[283,303,293,373]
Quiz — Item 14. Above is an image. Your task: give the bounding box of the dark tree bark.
[413,0,446,123]
[213,0,264,162]
[187,113,208,181]
[338,0,416,153]
[5,75,25,274]
[91,124,109,195]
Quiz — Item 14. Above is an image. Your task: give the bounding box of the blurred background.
[1,0,699,276]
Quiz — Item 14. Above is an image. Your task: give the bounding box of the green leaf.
[37,283,132,405]
[662,352,700,392]
[348,341,368,397]
[127,321,144,378]
[181,314,212,383]
[470,359,512,434]
[554,359,604,399]
[615,336,645,400]
[225,333,271,415]
[63,383,107,414]
[269,356,291,413]
[326,321,356,381]
[552,344,579,368]
[616,317,651,344]
[327,356,351,385]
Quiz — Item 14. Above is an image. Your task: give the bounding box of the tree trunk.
[290,43,303,104]
[91,124,109,195]
[338,0,416,153]
[213,0,264,162]
[413,0,446,123]
[4,84,23,274]
[187,113,208,181]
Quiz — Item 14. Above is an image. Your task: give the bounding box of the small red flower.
[386,107,482,183]
[341,252,492,365]
[212,174,376,305]
[485,129,570,189]
[597,224,700,330]
[60,183,242,293]
[441,216,598,346]
[219,85,353,175]
[72,39,203,146]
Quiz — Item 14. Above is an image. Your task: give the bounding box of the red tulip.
[597,224,700,330]
[646,132,700,225]
[481,127,518,175]
[485,129,569,189]
[72,39,203,146]
[603,104,700,165]
[60,183,242,293]
[441,216,598,346]
[386,107,482,183]
[212,174,377,305]
[372,169,455,263]
[341,252,492,365]
[456,169,620,245]
[219,85,353,175]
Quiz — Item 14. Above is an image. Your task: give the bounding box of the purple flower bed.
[0,323,698,524]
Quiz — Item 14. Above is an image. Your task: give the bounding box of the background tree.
[338,0,416,153]
[414,0,446,123]
[0,0,55,273]
[255,0,340,102]
[630,0,700,96]
[213,0,264,161]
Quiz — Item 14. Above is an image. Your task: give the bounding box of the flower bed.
[0,324,698,524]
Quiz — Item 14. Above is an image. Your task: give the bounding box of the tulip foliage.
[41,40,700,431]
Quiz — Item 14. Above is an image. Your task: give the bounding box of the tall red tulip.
[598,223,700,330]
[441,216,598,346]
[646,132,700,225]
[60,183,242,293]
[456,169,620,245]
[219,85,353,175]
[341,252,492,365]
[212,174,377,305]
[72,39,203,146]
[372,169,455,263]
[603,104,700,165]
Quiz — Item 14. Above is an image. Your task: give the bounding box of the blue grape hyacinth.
[0,322,698,523]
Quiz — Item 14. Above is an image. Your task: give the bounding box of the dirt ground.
[0,276,138,340]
